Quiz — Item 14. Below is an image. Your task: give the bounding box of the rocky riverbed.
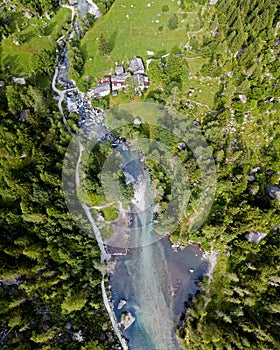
[54,3,217,350]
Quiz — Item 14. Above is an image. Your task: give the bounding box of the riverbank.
[54,2,219,350]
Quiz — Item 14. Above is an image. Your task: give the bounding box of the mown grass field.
[1,8,71,75]
[79,0,202,83]
[182,75,219,108]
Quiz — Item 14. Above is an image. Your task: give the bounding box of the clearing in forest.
[79,0,202,82]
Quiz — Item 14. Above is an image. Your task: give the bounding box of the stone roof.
[128,56,145,74]
[95,81,110,93]
[111,72,131,83]
[133,74,149,89]
[88,82,111,98]
[115,65,124,75]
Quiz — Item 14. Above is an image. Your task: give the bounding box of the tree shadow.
[45,22,57,36]
[23,29,35,42]
[108,30,118,52]
[1,53,21,76]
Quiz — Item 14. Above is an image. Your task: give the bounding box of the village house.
[115,65,124,75]
[133,74,149,90]
[128,56,145,75]
[111,72,131,91]
[88,81,111,99]
[87,57,149,99]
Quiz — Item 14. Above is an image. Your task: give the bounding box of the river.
[55,2,214,350]
[108,155,208,350]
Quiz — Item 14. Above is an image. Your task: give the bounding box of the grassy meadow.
[1,8,71,75]
[79,0,203,82]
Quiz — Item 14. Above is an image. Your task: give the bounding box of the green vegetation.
[93,0,116,14]
[171,0,279,348]
[0,1,118,349]
[168,14,179,30]
[1,7,72,75]
[82,0,279,348]
[98,33,111,56]
[0,0,279,349]
[78,0,203,83]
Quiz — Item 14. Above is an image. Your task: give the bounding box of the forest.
[176,0,280,349]
[0,0,118,349]
[0,0,279,349]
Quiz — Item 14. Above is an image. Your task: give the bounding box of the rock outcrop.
[245,231,267,244]
[266,185,280,200]
[117,299,127,310]
[120,312,135,330]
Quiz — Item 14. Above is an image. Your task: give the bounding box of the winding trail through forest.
[187,98,217,112]
[184,27,204,52]
[51,4,129,346]
[52,61,129,350]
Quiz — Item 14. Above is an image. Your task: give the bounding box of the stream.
[54,2,214,350]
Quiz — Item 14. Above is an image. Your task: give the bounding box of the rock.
[72,330,84,342]
[266,185,280,200]
[272,225,280,235]
[245,231,267,244]
[250,166,260,174]
[177,142,186,151]
[0,278,18,286]
[239,94,247,103]
[25,12,33,18]
[65,322,72,330]
[134,117,142,125]
[13,77,26,85]
[117,299,127,310]
[97,212,105,221]
[120,311,135,330]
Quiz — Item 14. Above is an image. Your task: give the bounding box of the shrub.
[168,14,178,30]
[162,5,169,12]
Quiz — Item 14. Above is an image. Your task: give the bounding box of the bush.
[162,5,169,12]
[168,14,178,30]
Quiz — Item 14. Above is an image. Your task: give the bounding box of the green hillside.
[79,0,204,81]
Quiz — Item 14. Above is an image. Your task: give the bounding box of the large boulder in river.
[120,311,135,330]
[117,299,127,310]
[266,185,280,200]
